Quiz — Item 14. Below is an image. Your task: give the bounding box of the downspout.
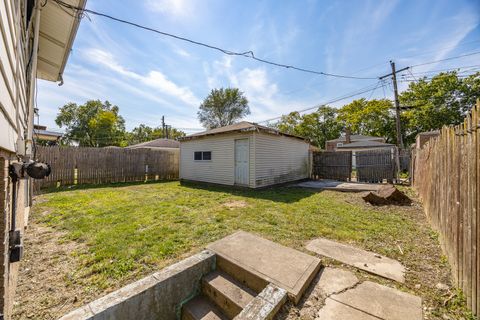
[25,2,42,159]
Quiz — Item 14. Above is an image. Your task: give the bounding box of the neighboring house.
[126,138,180,151]
[326,131,395,168]
[33,125,63,145]
[335,140,395,152]
[0,0,85,317]
[179,121,310,188]
[325,133,386,151]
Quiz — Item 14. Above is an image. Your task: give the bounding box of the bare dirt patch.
[12,220,91,319]
[222,200,249,209]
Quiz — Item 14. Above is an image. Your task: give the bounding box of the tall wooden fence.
[413,102,479,315]
[311,151,352,181]
[33,146,179,190]
[356,149,395,183]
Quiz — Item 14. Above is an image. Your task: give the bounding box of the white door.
[235,139,249,186]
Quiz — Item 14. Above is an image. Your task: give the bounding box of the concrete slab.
[330,281,422,320]
[306,238,405,283]
[316,268,359,297]
[207,231,321,304]
[293,180,383,192]
[235,284,287,320]
[316,298,378,320]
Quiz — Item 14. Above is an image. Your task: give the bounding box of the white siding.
[180,133,255,187]
[254,132,309,188]
[0,0,29,153]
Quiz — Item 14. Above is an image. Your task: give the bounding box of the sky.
[38,0,480,133]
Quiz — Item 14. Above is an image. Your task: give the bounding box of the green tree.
[198,88,250,129]
[337,98,396,143]
[127,124,186,145]
[55,100,126,147]
[275,106,342,148]
[400,71,480,144]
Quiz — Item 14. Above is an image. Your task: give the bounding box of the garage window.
[194,151,211,161]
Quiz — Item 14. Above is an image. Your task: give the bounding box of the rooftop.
[337,140,394,149]
[179,121,306,141]
[327,134,384,143]
[126,138,180,149]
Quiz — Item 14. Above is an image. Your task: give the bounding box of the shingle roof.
[126,138,180,149]
[34,129,63,137]
[337,140,394,149]
[179,121,307,141]
[327,134,384,143]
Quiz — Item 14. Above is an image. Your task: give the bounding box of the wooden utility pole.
[162,115,165,137]
[379,61,409,148]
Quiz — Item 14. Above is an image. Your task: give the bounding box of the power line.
[257,82,382,123]
[410,51,480,68]
[51,0,377,80]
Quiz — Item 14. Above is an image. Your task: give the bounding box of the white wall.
[0,0,30,154]
[254,132,309,187]
[180,131,309,188]
[180,132,255,187]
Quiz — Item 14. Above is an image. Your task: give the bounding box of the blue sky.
[38,0,480,133]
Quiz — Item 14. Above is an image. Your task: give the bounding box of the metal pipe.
[26,1,42,159]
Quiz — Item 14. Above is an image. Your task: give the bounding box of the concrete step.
[181,295,228,320]
[216,255,268,294]
[202,270,256,318]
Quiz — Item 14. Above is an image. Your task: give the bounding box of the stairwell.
[181,261,283,320]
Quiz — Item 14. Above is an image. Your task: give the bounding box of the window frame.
[194,151,212,161]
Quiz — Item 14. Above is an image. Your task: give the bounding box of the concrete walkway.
[317,279,422,320]
[306,238,405,283]
[293,179,384,192]
[304,238,421,319]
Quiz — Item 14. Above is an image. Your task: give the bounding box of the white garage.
[179,122,310,188]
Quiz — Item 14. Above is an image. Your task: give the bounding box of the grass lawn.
[14,181,475,319]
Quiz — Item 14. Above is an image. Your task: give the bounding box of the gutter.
[25,2,42,158]
[56,0,87,83]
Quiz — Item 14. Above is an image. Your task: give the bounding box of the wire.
[257,82,382,123]
[51,0,377,80]
[410,51,480,68]
[367,80,383,100]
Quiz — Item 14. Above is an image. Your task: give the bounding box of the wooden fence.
[311,151,352,181]
[33,146,179,190]
[413,101,479,315]
[356,149,395,183]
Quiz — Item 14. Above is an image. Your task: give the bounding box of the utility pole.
[379,61,409,149]
[161,116,165,138]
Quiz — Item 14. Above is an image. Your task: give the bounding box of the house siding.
[180,132,255,187]
[0,1,34,317]
[253,132,309,188]
[0,0,30,154]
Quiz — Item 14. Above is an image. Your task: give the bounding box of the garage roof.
[179,121,307,142]
[37,0,87,82]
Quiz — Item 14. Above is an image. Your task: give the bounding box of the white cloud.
[204,56,312,122]
[145,0,194,18]
[84,48,200,106]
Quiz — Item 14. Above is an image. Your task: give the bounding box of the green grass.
[30,181,476,319]
[34,181,417,288]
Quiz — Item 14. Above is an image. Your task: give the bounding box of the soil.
[222,200,249,209]
[12,211,93,319]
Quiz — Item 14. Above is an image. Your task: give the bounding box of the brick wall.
[0,150,28,319]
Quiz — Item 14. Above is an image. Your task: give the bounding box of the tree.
[198,88,250,129]
[275,106,342,148]
[127,124,186,145]
[400,71,480,144]
[56,100,126,147]
[337,98,396,143]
